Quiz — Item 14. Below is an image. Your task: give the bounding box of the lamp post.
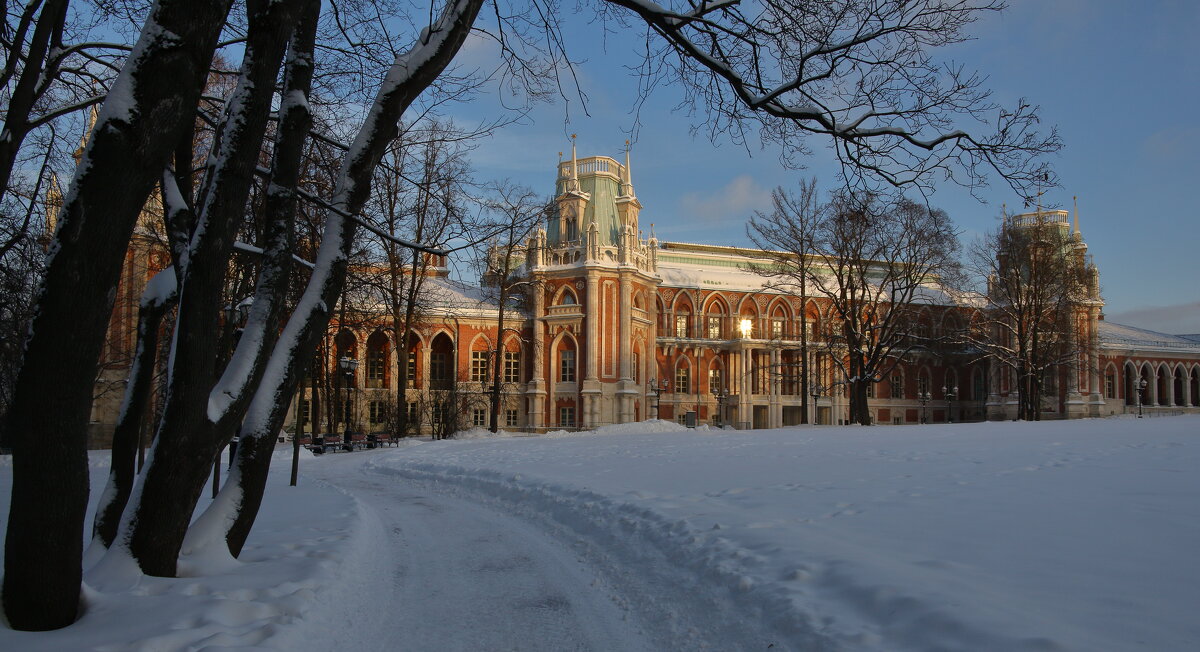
[649,377,667,419]
[712,385,729,427]
[942,385,958,423]
[919,390,931,424]
[810,384,823,425]
[1136,377,1147,418]
[339,356,358,448]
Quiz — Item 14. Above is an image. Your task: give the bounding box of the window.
[367,348,386,385]
[505,408,519,428]
[504,351,520,383]
[560,349,576,382]
[430,352,448,382]
[369,400,385,425]
[406,351,416,386]
[470,350,489,382]
[406,401,419,423]
[973,368,987,401]
[675,365,690,394]
[564,218,578,242]
[917,373,930,397]
[709,367,723,394]
[298,398,311,425]
[1105,369,1116,399]
[772,318,784,340]
[432,402,449,425]
[866,382,875,398]
[472,408,486,427]
[559,406,575,427]
[675,314,689,338]
[707,316,722,339]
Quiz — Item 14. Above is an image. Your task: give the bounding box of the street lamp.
[712,385,729,427]
[339,355,359,448]
[918,390,931,424]
[1136,377,1147,418]
[649,377,667,419]
[942,385,958,423]
[810,383,823,425]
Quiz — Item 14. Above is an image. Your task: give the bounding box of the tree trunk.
[120,0,304,577]
[489,291,507,432]
[92,270,177,548]
[2,0,232,630]
[196,0,484,558]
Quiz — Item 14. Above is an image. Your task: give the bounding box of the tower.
[526,138,659,428]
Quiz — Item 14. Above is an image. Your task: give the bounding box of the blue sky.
[453,1,1200,333]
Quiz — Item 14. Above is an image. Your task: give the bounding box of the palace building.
[82,143,1200,446]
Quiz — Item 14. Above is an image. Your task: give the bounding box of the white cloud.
[677,175,772,224]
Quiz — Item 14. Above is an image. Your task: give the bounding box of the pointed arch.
[707,355,727,394]
[1103,362,1118,400]
[429,331,456,389]
[366,329,391,389]
[767,296,792,339]
[551,330,579,384]
[674,355,692,394]
[703,294,727,339]
[553,284,579,306]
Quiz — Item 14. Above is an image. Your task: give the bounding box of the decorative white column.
[582,270,601,427]
[1087,307,1104,416]
[769,348,782,428]
[527,284,546,429]
[616,271,636,423]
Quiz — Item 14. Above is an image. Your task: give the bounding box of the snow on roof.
[656,242,974,307]
[1099,320,1200,353]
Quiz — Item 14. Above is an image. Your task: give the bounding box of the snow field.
[3,417,1199,651]
[367,417,1200,651]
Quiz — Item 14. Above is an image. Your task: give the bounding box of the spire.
[622,140,635,197]
[566,134,581,193]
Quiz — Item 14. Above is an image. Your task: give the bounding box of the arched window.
[1191,367,1200,407]
[705,301,725,339]
[890,369,904,399]
[708,364,723,394]
[503,342,521,384]
[771,305,787,340]
[470,340,490,383]
[366,330,390,389]
[675,308,691,338]
[429,332,455,389]
[675,362,690,394]
[558,339,576,383]
[557,288,577,305]
[972,367,986,401]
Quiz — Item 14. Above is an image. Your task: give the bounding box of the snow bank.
[0,445,388,651]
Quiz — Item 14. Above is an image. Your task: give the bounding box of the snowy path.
[306,451,687,652]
